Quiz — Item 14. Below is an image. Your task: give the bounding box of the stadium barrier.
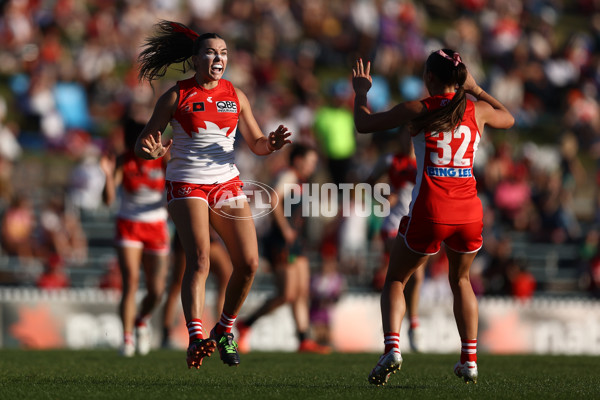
[1,288,599,355]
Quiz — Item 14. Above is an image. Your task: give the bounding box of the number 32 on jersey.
[429,126,480,167]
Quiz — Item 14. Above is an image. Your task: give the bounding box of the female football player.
[352,50,514,385]
[135,21,292,368]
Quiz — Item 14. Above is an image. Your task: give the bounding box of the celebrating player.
[135,21,292,368]
[352,50,514,385]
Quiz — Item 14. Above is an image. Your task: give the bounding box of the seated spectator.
[1,193,36,259]
[510,264,536,300]
[37,254,70,290]
[98,258,122,291]
[493,163,533,229]
[38,193,88,265]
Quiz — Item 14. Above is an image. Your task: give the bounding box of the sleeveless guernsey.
[167,77,241,184]
[118,151,167,222]
[409,93,482,224]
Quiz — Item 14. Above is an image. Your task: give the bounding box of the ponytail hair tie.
[169,22,200,40]
[436,50,462,67]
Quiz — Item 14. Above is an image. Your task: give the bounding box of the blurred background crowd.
[1,0,600,301]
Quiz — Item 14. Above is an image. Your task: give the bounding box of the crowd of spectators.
[1,0,600,297]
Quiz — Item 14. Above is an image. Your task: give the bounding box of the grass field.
[1,350,599,400]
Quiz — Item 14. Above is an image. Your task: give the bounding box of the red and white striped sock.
[214,312,237,335]
[124,332,134,345]
[460,339,477,363]
[384,332,400,354]
[186,319,204,343]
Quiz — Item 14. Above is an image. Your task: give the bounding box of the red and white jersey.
[388,153,417,192]
[381,153,417,234]
[167,77,240,184]
[409,93,482,224]
[118,151,168,222]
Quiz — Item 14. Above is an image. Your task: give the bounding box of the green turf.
[0,350,598,400]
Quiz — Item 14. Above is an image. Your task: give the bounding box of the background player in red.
[236,144,330,354]
[367,137,424,352]
[352,50,514,385]
[100,115,169,358]
[135,21,291,368]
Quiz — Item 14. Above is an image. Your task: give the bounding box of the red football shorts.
[115,218,169,255]
[166,177,246,207]
[399,216,483,255]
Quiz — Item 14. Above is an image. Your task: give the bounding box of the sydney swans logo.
[208,180,278,220]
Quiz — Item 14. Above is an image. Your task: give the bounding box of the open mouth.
[211,64,223,73]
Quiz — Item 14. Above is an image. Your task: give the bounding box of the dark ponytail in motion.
[410,48,468,134]
[137,20,222,82]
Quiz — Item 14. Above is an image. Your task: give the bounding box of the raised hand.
[99,152,116,177]
[464,70,483,97]
[268,125,292,151]
[352,58,372,96]
[139,131,172,159]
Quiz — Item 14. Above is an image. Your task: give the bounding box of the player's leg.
[208,239,233,317]
[135,250,168,355]
[133,221,170,355]
[370,236,429,385]
[161,233,185,348]
[292,256,310,344]
[404,263,425,352]
[381,238,429,341]
[117,245,143,357]
[293,255,331,354]
[445,220,482,383]
[446,246,479,383]
[169,199,215,368]
[236,251,292,353]
[208,200,259,365]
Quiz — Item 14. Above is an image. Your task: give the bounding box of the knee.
[144,290,163,308]
[122,274,140,293]
[147,279,166,301]
[187,250,211,277]
[236,256,259,279]
[448,275,470,292]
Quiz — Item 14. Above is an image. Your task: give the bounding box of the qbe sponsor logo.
[216,100,238,113]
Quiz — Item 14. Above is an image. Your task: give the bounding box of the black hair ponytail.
[137,20,223,83]
[410,49,468,134]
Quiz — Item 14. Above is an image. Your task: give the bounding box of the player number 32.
[430,126,478,167]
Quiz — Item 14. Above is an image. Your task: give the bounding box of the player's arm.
[236,87,292,155]
[354,101,426,134]
[366,154,390,186]
[99,153,123,206]
[134,86,177,160]
[270,179,296,244]
[464,70,514,131]
[352,59,425,133]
